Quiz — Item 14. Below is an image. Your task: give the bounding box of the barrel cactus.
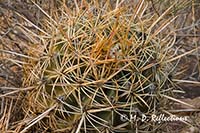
[21,0,177,132]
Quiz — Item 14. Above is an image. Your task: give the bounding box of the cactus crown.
[22,0,176,132]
